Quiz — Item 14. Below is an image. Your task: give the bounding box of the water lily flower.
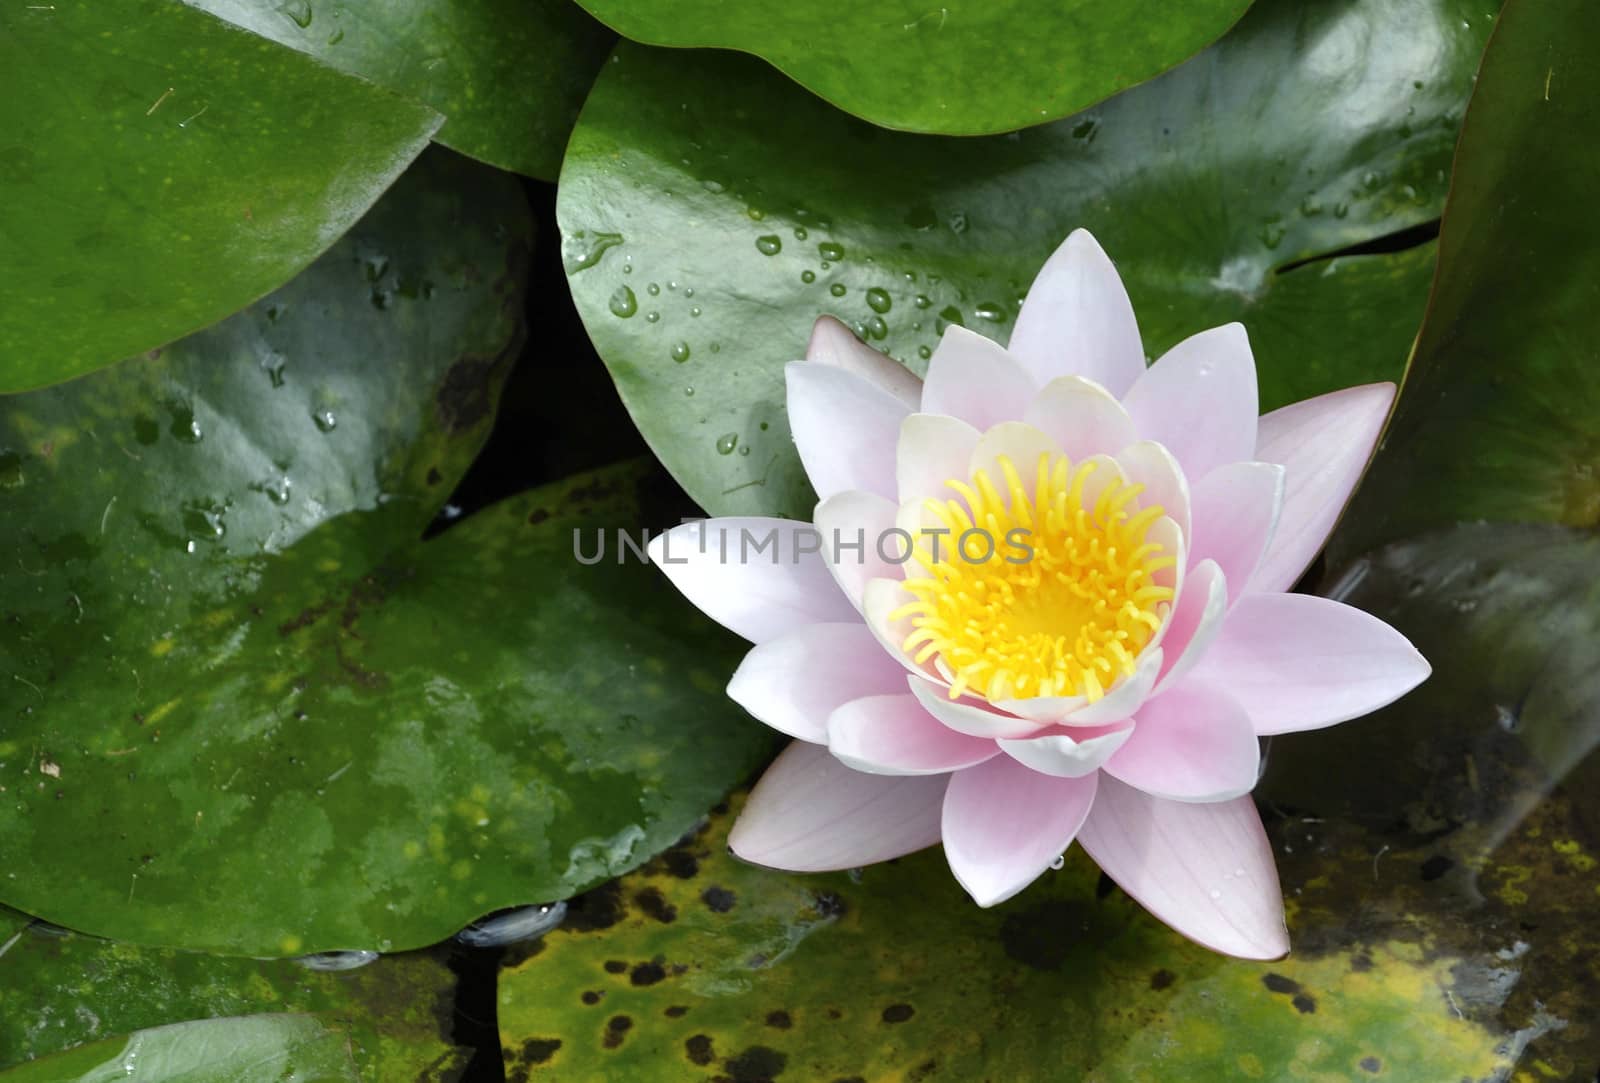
[649,229,1429,959]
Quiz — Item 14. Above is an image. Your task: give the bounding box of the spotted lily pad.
[0,0,442,393]
[187,0,615,180]
[571,0,1250,136]
[0,147,771,954]
[495,797,1520,1080]
[0,920,466,1079]
[559,0,1493,519]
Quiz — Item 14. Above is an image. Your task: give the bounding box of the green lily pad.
[0,920,466,1079]
[559,0,1492,519]
[0,1015,360,1082]
[1334,0,1600,555]
[572,0,1250,136]
[0,146,771,953]
[0,0,443,393]
[187,0,615,180]
[496,796,1519,1080]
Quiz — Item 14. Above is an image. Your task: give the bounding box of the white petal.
[1116,440,1191,543]
[1007,229,1146,395]
[648,518,856,643]
[1188,462,1284,605]
[1121,324,1258,482]
[1023,375,1137,460]
[814,489,900,609]
[786,361,910,500]
[1153,559,1228,694]
[921,325,1037,430]
[998,721,1134,777]
[1061,648,1163,725]
[908,674,1041,739]
[729,742,947,872]
[896,412,981,505]
[727,623,909,743]
[805,314,921,407]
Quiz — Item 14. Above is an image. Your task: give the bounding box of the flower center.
[890,453,1175,704]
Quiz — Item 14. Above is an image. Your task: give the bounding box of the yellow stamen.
[889,452,1175,704]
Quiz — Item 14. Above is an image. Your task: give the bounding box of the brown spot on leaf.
[1262,973,1302,995]
[881,1003,915,1024]
[602,1015,632,1049]
[581,990,602,1005]
[702,886,737,913]
[686,1034,715,1065]
[764,1010,792,1029]
[724,1045,787,1082]
[520,1038,560,1064]
[636,886,678,924]
[1292,993,1317,1014]
[1360,1056,1381,1073]
[630,961,667,986]
[1150,969,1176,990]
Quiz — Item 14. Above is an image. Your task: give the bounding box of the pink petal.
[920,326,1037,431]
[729,741,948,872]
[785,361,910,501]
[1191,593,1430,735]
[727,623,910,743]
[1077,775,1288,960]
[896,413,981,505]
[997,721,1134,777]
[942,757,1099,906]
[1121,324,1258,482]
[1106,679,1260,802]
[987,693,1087,723]
[1117,440,1191,543]
[813,489,900,609]
[908,674,1041,739]
[1188,462,1284,605]
[1153,559,1228,694]
[1007,229,1146,396]
[827,694,1000,775]
[648,518,856,643]
[1023,375,1137,461]
[1250,383,1395,593]
[805,314,922,408]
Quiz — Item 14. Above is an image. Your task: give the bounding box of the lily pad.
[0,1015,360,1082]
[496,796,1520,1080]
[0,0,442,393]
[559,0,1492,519]
[0,920,467,1079]
[187,0,615,180]
[571,0,1250,136]
[0,148,771,953]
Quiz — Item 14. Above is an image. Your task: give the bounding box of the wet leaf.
[559,0,1492,518]
[496,797,1517,1081]
[0,150,772,954]
[187,0,615,180]
[0,920,466,1079]
[0,1015,359,1082]
[572,0,1250,136]
[0,0,442,393]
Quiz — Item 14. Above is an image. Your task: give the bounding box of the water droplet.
[738,445,750,456]
[562,229,624,274]
[702,179,725,194]
[1361,170,1381,191]
[645,311,660,323]
[683,287,694,298]
[327,27,343,44]
[913,294,931,309]
[1050,854,1065,871]
[278,0,312,28]
[793,226,809,241]
[917,345,932,360]
[947,212,969,234]
[670,342,691,363]
[747,206,765,221]
[456,902,568,948]
[866,316,888,340]
[1333,203,1350,219]
[1071,118,1098,141]
[1300,194,1323,216]
[1259,223,1286,250]
[865,287,892,313]
[755,234,782,256]
[294,950,379,972]
[647,282,660,296]
[974,301,1006,322]
[253,475,292,505]
[1208,889,1222,900]
[312,410,337,433]
[937,304,964,330]
[818,241,844,262]
[683,386,695,397]
[607,285,637,318]
[689,306,702,317]
[800,270,816,283]
[1234,867,1246,878]
[715,432,738,455]
[829,283,847,297]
